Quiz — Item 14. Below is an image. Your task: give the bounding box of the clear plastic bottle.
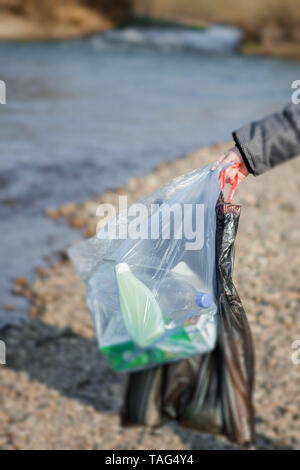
[156,275,213,330]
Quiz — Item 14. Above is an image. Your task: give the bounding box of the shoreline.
[45,142,230,240]
[241,40,300,62]
[2,142,299,449]
[0,11,299,61]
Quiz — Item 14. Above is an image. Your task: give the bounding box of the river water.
[1,26,300,326]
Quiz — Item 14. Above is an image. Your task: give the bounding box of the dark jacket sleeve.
[232,103,300,175]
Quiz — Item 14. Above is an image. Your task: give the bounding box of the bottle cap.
[116,263,130,274]
[195,292,212,309]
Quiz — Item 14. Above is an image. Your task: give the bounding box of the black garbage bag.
[121,201,255,445]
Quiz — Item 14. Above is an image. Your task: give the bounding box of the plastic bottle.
[115,262,165,348]
[156,275,213,330]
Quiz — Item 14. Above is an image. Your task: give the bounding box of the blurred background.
[0,0,299,450]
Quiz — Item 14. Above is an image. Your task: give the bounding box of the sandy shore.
[1,142,300,450]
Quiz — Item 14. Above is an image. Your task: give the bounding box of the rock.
[127,177,139,191]
[71,217,86,229]
[59,203,77,217]
[3,304,15,311]
[14,278,29,288]
[83,229,95,239]
[45,208,60,219]
[12,285,25,296]
[36,267,49,278]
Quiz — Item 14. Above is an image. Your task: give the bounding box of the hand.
[212,146,249,185]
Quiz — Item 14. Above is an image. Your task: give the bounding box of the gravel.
[0,142,299,450]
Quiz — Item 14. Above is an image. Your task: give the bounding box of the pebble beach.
[1,142,300,450]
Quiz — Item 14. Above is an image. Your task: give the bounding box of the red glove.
[212,146,249,202]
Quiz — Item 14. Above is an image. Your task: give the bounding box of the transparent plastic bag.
[69,164,226,371]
